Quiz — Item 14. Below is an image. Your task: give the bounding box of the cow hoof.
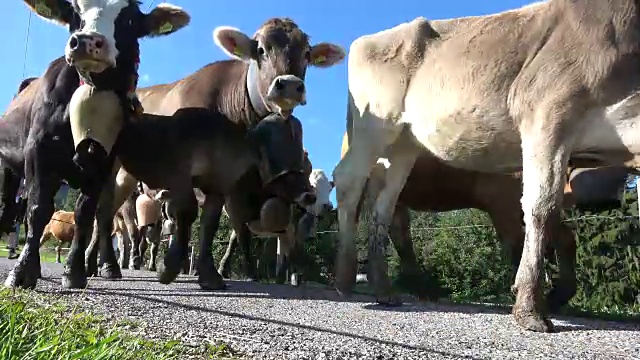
[513,311,555,333]
[148,265,157,272]
[4,269,38,290]
[198,275,226,291]
[61,271,88,289]
[290,273,302,287]
[158,268,180,284]
[99,264,122,280]
[275,275,286,285]
[375,294,403,307]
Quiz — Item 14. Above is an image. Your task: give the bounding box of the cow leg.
[217,229,237,278]
[158,189,198,284]
[333,126,390,297]
[143,224,160,272]
[137,227,146,269]
[275,236,289,284]
[0,168,21,236]
[367,141,419,306]
[513,131,569,333]
[4,150,58,289]
[236,224,258,281]
[388,203,431,299]
[55,243,62,264]
[196,194,226,290]
[94,174,122,280]
[86,168,136,276]
[546,222,577,313]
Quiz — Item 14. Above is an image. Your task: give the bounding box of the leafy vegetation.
[0,289,240,360]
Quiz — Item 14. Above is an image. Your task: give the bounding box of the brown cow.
[340,131,629,312]
[333,2,640,332]
[85,17,346,290]
[39,210,119,264]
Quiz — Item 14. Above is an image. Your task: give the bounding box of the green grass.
[0,238,62,264]
[0,289,241,359]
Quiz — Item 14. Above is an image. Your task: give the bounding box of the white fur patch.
[72,0,129,66]
[306,169,334,215]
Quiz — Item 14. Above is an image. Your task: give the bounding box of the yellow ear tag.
[233,47,243,57]
[34,1,52,17]
[158,22,173,34]
[313,55,327,65]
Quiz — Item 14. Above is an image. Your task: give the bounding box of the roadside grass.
[0,289,241,359]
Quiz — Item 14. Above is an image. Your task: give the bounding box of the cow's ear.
[23,0,73,26]
[213,26,256,62]
[309,42,346,68]
[329,180,335,189]
[141,3,190,38]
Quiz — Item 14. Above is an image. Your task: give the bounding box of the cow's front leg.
[333,123,390,298]
[368,141,418,306]
[4,152,58,289]
[513,132,569,333]
[158,190,198,284]
[196,194,226,290]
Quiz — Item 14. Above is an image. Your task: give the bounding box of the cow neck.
[77,50,142,115]
[246,60,271,121]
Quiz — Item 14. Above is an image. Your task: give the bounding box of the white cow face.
[305,169,335,216]
[23,0,190,73]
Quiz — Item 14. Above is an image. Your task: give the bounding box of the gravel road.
[1,258,638,359]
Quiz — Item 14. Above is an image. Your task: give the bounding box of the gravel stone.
[1,258,638,359]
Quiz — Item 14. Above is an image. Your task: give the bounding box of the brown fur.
[39,210,118,264]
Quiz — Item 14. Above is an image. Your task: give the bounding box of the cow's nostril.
[274,78,284,90]
[296,83,305,93]
[94,39,104,49]
[69,36,79,50]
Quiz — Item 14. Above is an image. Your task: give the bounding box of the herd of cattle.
[1,0,639,334]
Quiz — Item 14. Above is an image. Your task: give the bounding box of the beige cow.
[333,1,640,333]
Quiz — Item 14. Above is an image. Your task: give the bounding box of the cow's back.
[136,60,247,119]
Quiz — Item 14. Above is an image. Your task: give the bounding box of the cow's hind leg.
[546,222,577,313]
[144,224,160,272]
[94,174,122,280]
[236,224,258,281]
[388,203,432,299]
[333,125,391,297]
[4,157,58,289]
[195,193,226,290]
[158,189,198,285]
[513,130,570,333]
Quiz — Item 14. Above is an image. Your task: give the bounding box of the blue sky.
[1,0,537,204]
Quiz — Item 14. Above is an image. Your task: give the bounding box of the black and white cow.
[1,0,189,289]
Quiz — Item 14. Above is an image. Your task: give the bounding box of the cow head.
[23,0,189,85]
[246,113,316,208]
[213,17,346,117]
[305,169,335,217]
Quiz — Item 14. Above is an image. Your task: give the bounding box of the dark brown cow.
[85,17,346,289]
[340,131,629,312]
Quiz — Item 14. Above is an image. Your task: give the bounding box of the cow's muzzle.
[65,32,112,73]
[266,75,307,116]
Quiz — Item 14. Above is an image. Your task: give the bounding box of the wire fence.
[34,213,638,253]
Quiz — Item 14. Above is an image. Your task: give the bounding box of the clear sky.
[0,0,537,204]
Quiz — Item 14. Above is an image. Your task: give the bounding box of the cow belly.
[403,108,522,172]
[573,104,640,159]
